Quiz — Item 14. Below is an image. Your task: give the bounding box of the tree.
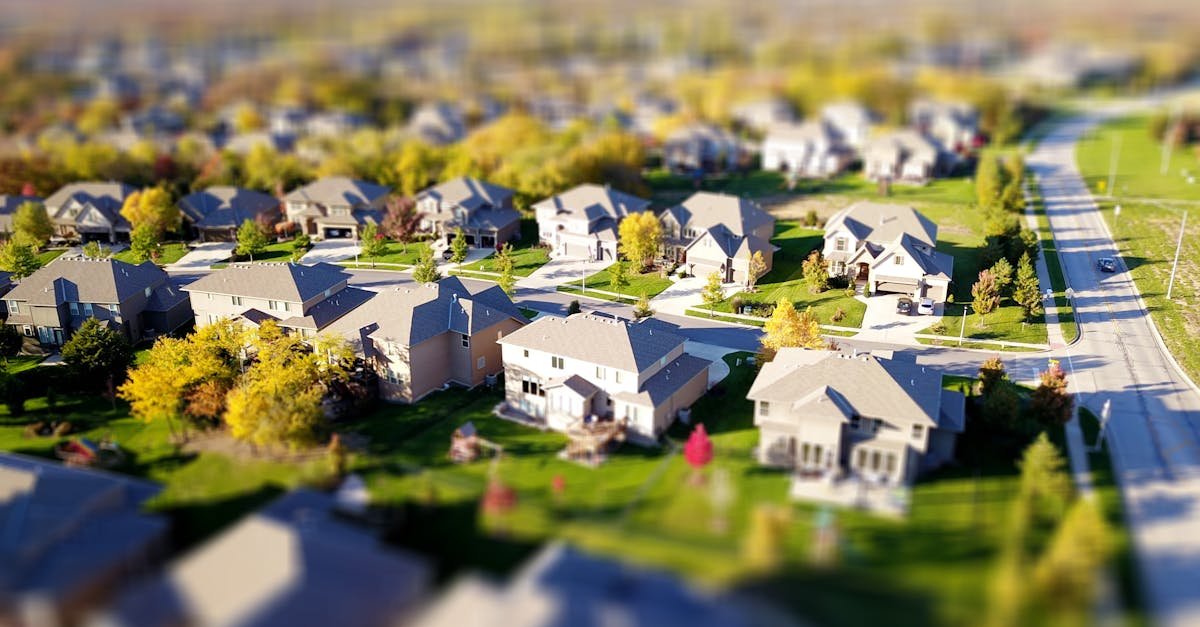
[1032,498,1112,617]
[381,196,423,250]
[761,299,824,361]
[394,142,444,196]
[975,154,1005,209]
[1013,253,1043,320]
[184,379,230,427]
[609,259,631,300]
[683,423,714,473]
[61,318,133,401]
[743,504,792,572]
[449,227,469,263]
[1000,155,1026,213]
[701,271,724,316]
[971,269,1000,325]
[411,243,441,283]
[120,187,179,236]
[128,224,160,264]
[494,243,517,295]
[981,380,1023,432]
[0,241,39,279]
[802,250,829,294]
[747,250,767,292]
[1031,359,1073,427]
[236,219,269,261]
[82,241,112,258]
[567,300,581,315]
[233,103,264,133]
[12,201,53,248]
[77,98,120,135]
[989,257,1014,296]
[0,325,22,358]
[358,223,388,259]
[634,292,654,319]
[1018,432,1073,523]
[617,212,662,271]
[976,356,1008,398]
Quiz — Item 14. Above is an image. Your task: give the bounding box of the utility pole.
[1107,133,1121,198]
[1166,210,1188,300]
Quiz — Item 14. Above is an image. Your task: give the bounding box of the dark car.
[897,297,913,315]
[442,248,454,260]
[1097,257,1117,273]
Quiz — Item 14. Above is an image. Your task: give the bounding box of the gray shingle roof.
[498,313,685,372]
[182,262,350,303]
[43,182,134,213]
[179,186,279,230]
[864,129,939,162]
[284,177,390,208]
[417,177,515,212]
[611,353,710,407]
[665,192,774,238]
[280,286,375,331]
[531,184,650,223]
[825,201,938,249]
[6,257,169,306]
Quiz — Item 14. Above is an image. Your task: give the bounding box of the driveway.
[650,276,736,316]
[854,294,938,345]
[301,239,361,264]
[518,255,608,291]
[166,242,235,271]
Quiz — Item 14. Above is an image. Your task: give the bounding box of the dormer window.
[912,424,924,439]
[894,255,905,266]
[835,237,847,252]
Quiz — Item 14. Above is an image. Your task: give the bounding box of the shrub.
[831,307,846,323]
[567,300,581,315]
[803,209,820,227]
[23,421,45,438]
[931,321,947,335]
[52,421,73,437]
[730,296,745,314]
[293,233,311,250]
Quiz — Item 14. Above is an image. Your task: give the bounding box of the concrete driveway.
[301,239,361,264]
[518,256,607,291]
[651,276,735,316]
[166,242,235,270]
[854,293,939,345]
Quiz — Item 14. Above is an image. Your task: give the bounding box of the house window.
[855,448,866,468]
[477,356,486,370]
[8,302,17,314]
[850,415,860,430]
[268,300,280,311]
[69,302,79,315]
[551,356,564,369]
[894,255,905,266]
[759,401,770,417]
[912,424,924,439]
[523,349,530,358]
[835,237,847,252]
[613,371,622,384]
[461,334,470,348]
[83,303,93,316]
[22,325,32,337]
[596,366,605,380]
[232,296,242,306]
[521,377,543,396]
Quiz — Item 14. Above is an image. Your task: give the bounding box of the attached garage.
[873,281,918,296]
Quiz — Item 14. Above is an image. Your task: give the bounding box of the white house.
[820,101,875,151]
[761,120,852,177]
[533,184,650,262]
[823,201,953,303]
[660,192,777,285]
[862,129,941,185]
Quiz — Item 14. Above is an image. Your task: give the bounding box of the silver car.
[917,298,935,315]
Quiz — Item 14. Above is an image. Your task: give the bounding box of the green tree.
[120,187,179,236]
[0,325,22,358]
[634,292,653,319]
[82,241,112,258]
[988,257,1014,296]
[609,259,631,300]
[233,103,264,133]
[61,318,133,401]
[1031,498,1112,619]
[1031,359,1074,428]
[129,224,160,264]
[449,227,469,263]
[802,250,828,294]
[976,355,1008,397]
[975,154,1005,209]
[701,271,724,316]
[617,212,662,271]
[971,269,1000,325]
[77,98,120,135]
[981,380,1023,432]
[394,142,444,196]
[358,223,387,259]
[12,201,53,248]
[236,219,269,261]
[747,250,768,292]
[761,299,824,361]
[1017,432,1073,524]
[1013,253,1043,319]
[566,300,581,315]
[1000,155,1026,213]
[494,243,517,295]
[411,243,441,283]
[0,241,40,279]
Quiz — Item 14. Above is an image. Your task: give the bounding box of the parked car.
[442,248,454,260]
[917,298,935,315]
[1097,257,1117,273]
[896,297,913,315]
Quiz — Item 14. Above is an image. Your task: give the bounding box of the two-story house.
[42,182,135,243]
[3,258,191,346]
[283,177,390,240]
[760,120,852,178]
[908,98,979,160]
[662,123,742,174]
[819,101,875,151]
[862,129,941,185]
[415,177,520,249]
[407,101,467,146]
[498,313,710,443]
[822,201,953,304]
[748,349,965,496]
[181,262,373,336]
[325,277,527,402]
[533,184,651,261]
[178,186,280,242]
[660,192,777,285]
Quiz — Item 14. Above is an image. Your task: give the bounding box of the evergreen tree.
[450,227,469,263]
[975,154,1005,209]
[989,257,1014,296]
[1013,253,1044,319]
[802,250,829,294]
[411,242,441,283]
[701,271,724,316]
[747,250,768,292]
[971,269,1000,325]
[495,243,517,295]
[1031,359,1074,427]
[976,356,1008,397]
[61,318,133,399]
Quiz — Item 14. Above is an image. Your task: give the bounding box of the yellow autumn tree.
[618,211,663,271]
[120,187,180,237]
[760,299,825,361]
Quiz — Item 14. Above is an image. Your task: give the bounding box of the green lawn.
[35,248,67,268]
[1075,114,1200,383]
[1027,177,1079,343]
[704,221,866,327]
[558,263,673,301]
[456,220,551,277]
[4,355,45,373]
[113,242,189,266]
[350,242,427,266]
[211,239,302,268]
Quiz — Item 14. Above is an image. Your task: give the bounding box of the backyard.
[1075,113,1200,383]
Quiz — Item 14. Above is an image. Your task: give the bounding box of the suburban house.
[100,489,429,627]
[42,182,135,243]
[532,183,651,261]
[660,192,777,285]
[662,123,742,173]
[415,177,520,248]
[0,194,43,237]
[822,201,954,303]
[760,120,852,178]
[182,262,373,336]
[498,313,710,443]
[325,277,527,403]
[178,186,280,242]
[3,257,191,346]
[629,93,679,137]
[820,101,875,151]
[0,453,168,627]
[408,101,467,145]
[862,129,941,185]
[283,177,390,239]
[748,349,965,505]
[731,97,796,132]
[908,98,980,159]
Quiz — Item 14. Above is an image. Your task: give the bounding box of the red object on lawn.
[683,424,713,470]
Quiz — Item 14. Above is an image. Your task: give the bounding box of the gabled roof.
[280,286,375,331]
[763,120,837,146]
[683,224,776,260]
[531,184,650,223]
[325,276,525,350]
[182,262,349,303]
[407,102,466,145]
[875,233,954,280]
[6,257,168,306]
[664,192,774,238]
[748,349,941,428]
[417,177,515,212]
[864,129,939,161]
[546,374,601,399]
[43,182,134,212]
[284,177,390,208]
[179,186,279,230]
[825,201,938,249]
[498,313,685,373]
[0,195,42,215]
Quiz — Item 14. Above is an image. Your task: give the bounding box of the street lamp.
[1167,210,1188,300]
[958,303,968,347]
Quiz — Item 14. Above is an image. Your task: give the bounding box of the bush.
[567,300,581,315]
[831,307,846,323]
[23,421,45,438]
[803,209,820,227]
[931,321,947,335]
[293,233,311,251]
[52,421,73,437]
[730,296,745,314]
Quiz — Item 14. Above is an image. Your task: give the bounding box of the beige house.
[660,192,777,285]
[760,120,852,178]
[283,177,390,239]
[533,184,650,261]
[822,201,953,303]
[498,314,710,443]
[42,182,135,243]
[181,262,373,336]
[748,349,965,495]
[820,101,875,151]
[908,98,979,159]
[324,277,527,402]
[862,129,941,185]
[178,186,280,242]
[662,123,742,173]
[415,177,520,249]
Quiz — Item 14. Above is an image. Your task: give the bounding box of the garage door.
[875,282,917,295]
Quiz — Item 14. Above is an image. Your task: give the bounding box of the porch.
[789,469,911,518]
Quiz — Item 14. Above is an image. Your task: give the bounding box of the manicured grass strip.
[456,220,551,278]
[112,242,189,266]
[35,248,67,268]
[1026,176,1079,343]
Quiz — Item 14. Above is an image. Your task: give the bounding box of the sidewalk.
[1024,187,1069,349]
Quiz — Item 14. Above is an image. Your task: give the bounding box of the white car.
[917,298,935,315]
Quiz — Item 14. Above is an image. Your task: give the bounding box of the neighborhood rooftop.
[664,191,774,236]
[182,262,350,302]
[499,313,686,372]
[179,186,279,230]
[417,176,515,211]
[283,176,390,207]
[531,183,650,221]
[825,201,939,249]
[6,257,172,306]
